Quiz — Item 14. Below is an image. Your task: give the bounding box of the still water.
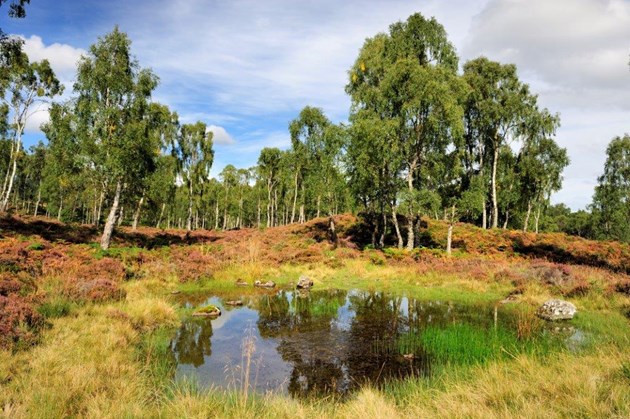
[170,289,568,398]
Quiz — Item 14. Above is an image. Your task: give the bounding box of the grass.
[1,214,630,417]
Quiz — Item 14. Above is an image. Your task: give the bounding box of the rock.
[225,300,243,306]
[192,304,221,318]
[537,299,577,321]
[296,275,313,289]
[254,280,276,288]
[295,289,310,298]
[235,279,248,287]
[170,290,181,295]
[499,294,518,304]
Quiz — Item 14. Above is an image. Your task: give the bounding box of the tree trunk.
[491,144,499,229]
[273,189,278,227]
[256,197,261,229]
[0,145,13,204]
[406,164,416,250]
[329,216,338,248]
[534,205,541,234]
[0,132,19,212]
[0,157,18,212]
[96,187,105,227]
[117,205,124,226]
[100,180,122,250]
[371,218,377,248]
[239,198,244,228]
[187,180,193,231]
[392,206,403,249]
[523,200,532,232]
[446,205,456,256]
[156,202,166,228]
[57,195,63,221]
[316,195,321,219]
[214,200,220,230]
[267,179,272,227]
[34,184,41,217]
[379,211,386,249]
[482,204,487,229]
[290,172,298,224]
[503,210,509,229]
[132,192,145,230]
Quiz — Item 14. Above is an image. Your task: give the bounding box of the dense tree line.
[1,13,626,248]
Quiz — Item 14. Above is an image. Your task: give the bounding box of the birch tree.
[73,27,160,249]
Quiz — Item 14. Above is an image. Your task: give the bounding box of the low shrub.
[0,294,45,350]
[615,280,630,296]
[66,278,126,303]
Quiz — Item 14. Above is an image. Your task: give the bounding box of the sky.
[2,0,629,210]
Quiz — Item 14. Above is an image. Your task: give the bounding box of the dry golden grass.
[0,305,149,418]
[2,214,630,418]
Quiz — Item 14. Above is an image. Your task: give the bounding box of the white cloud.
[14,36,86,133]
[207,125,235,145]
[463,0,630,209]
[23,103,51,134]
[463,0,630,110]
[123,0,486,120]
[21,35,85,85]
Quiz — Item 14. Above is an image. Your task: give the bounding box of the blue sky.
[2,0,629,210]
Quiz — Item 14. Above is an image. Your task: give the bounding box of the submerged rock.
[254,280,276,288]
[296,275,314,289]
[225,300,243,306]
[537,299,577,321]
[192,305,221,318]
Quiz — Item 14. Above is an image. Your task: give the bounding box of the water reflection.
[169,289,557,399]
[172,317,213,367]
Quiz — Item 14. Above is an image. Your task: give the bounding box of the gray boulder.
[296,275,314,289]
[537,299,577,321]
[254,280,276,288]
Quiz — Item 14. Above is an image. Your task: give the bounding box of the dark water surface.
[170,289,568,398]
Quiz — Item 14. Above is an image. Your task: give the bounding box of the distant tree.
[462,57,538,229]
[257,147,281,227]
[41,103,80,220]
[0,49,62,211]
[517,109,568,232]
[591,134,630,242]
[176,122,213,231]
[289,106,345,222]
[22,140,45,215]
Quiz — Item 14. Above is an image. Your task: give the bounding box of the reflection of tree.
[255,289,349,397]
[345,291,423,385]
[172,318,213,367]
[286,356,345,397]
[170,289,495,398]
[256,289,347,338]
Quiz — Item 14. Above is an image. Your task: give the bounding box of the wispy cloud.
[8,0,629,209]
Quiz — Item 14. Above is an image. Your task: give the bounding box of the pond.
[170,288,576,399]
